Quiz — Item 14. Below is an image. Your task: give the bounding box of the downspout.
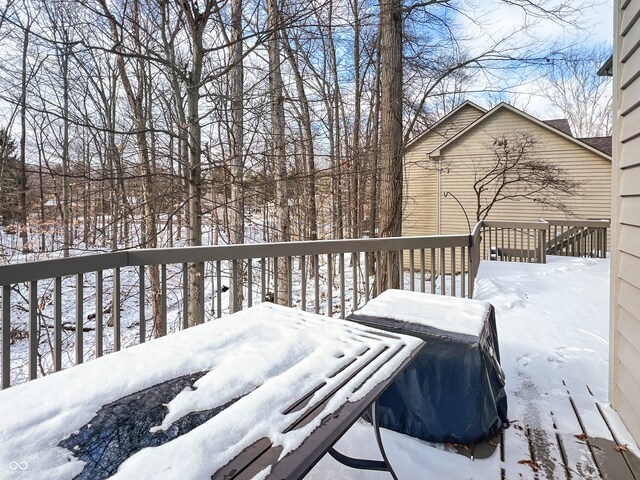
[433,153,442,235]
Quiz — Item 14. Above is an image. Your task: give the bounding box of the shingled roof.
[543,119,573,136]
[579,136,612,156]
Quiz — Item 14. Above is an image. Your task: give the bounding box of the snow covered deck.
[306,256,640,479]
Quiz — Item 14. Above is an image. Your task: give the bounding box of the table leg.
[327,399,400,479]
[372,399,400,480]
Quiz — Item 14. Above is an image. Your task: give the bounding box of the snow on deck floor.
[305,256,640,479]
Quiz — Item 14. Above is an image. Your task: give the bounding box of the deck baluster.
[114,268,121,352]
[96,271,103,356]
[2,285,10,389]
[327,253,333,317]
[76,274,83,364]
[54,277,62,370]
[139,266,146,342]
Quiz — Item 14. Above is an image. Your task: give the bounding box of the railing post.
[161,264,168,336]
[301,256,307,311]
[54,277,62,370]
[113,268,121,352]
[537,229,543,263]
[139,266,146,342]
[2,285,11,389]
[216,260,222,318]
[468,234,476,299]
[231,259,239,313]
[327,254,333,317]
[29,281,38,380]
[76,274,84,365]
[182,263,188,329]
[96,271,103,356]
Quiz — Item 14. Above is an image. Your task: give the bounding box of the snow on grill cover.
[347,290,508,444]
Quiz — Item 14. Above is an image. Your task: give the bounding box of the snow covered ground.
[3,252,637,479]
[305,255,640,479]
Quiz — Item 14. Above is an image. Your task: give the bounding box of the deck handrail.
[0,218,610,389]
[0,233,474,389]
[0,235,470,285]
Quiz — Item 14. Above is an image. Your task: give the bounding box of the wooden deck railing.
[474,219,610,264]
[0,234,473,389]
[0,218,610,389]
[476,220,549,264]
[546,219,609,259]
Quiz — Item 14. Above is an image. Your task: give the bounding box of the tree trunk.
[175,2,212,326]
[228,0,244,312]
[282,33,318,276]
[367,26,382,280]
[18,26,30,253]
[379,0,403,290]
[61,41,71,257]
[267,0,290,305]
[98,0,162,336]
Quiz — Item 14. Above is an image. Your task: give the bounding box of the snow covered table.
[347,290,508,445]
[0,302,424,480]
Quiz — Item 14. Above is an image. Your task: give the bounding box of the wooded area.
[0,0,610,320]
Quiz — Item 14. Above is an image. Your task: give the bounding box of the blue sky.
[451,0,613,119]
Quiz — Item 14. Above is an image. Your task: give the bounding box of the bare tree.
[227,0,244,312]
[539,44,612,137]
[16,7,32,253]
[471,132,582,221]
[97,0,163,336]
[267,0,290,304]
[378,0,403,289]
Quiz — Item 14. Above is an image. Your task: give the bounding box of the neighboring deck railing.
[546,219,609,259]
[476,220,549,264]
[474,219,610,264]
[0,218,610,389]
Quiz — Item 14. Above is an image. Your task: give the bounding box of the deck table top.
[0,302,424,480]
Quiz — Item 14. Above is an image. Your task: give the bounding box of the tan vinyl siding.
[402,104,485,238]
[436,108,611,237]
[612,0,640,446]
[620,136,640,166]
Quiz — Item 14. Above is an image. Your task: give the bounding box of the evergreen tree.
[0,129,20,226]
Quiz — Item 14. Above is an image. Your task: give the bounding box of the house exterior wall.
[611,0,640,446]
[402,104,485,237]
[436,108,611,236]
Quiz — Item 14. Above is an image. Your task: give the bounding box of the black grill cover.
[347,291,508,444]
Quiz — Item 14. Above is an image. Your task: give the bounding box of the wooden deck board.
[525,405,568,479]
[502,420,539,479]
[493,381,640,480]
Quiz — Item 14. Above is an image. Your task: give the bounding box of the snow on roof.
[351,289,491,338]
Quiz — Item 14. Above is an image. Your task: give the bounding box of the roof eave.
[597,55,613,77]
[404,100,487,151]
[429,102,612,161]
